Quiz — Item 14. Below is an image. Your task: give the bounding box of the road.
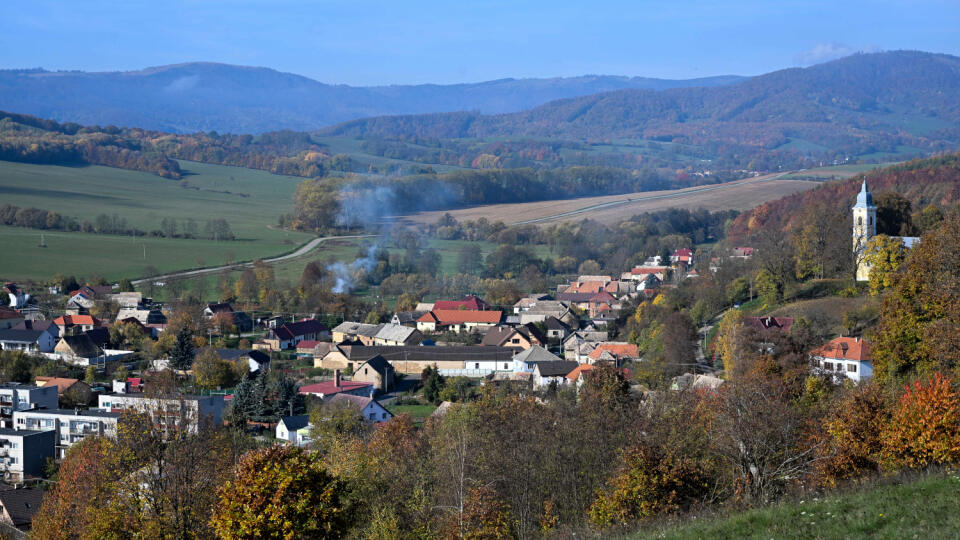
[514,172,793,225]
[131,234,375,285]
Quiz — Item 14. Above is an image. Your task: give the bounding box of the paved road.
[514,172,793,225]
[131,234,375,285]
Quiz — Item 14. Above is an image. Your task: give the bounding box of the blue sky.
[1,1,957,85]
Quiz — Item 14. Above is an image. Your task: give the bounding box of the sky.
[1,0,958,86]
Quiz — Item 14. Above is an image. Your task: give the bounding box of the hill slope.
[0,63,743,134]
[323,51,960,158]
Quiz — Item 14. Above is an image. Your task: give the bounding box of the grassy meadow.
[0,159,315,281]
[648,472,960,539]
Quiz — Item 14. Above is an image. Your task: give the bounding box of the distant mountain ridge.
[322,51,960,158]
[0,63,745,134]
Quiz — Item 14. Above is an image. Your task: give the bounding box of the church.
[852,180,920,281]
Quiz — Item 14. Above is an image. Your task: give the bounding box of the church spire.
[854,179,874,209]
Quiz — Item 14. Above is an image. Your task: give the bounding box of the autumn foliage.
[880,373,960,469]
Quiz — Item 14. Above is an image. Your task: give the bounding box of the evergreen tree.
[168,325,196,371]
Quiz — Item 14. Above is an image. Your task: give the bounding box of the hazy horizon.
[2,0,958,86]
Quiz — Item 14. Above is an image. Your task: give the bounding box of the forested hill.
[0,63,743,134]
[323,51,960,157]
[727,151,960,242]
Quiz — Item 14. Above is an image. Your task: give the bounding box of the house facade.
[810,337,873,383]
[276,415,311,447]
[0,329,57,353]
[14,408,120,459]
[98,394,224,432]
[0,428,55,481]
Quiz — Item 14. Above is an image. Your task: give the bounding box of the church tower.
[852,180,876,281]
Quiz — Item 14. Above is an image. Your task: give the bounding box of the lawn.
[647,473,960,539]
[386,403,438,420]
[0,159,315,281]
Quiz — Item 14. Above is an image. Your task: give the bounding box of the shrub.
[880,373,960,469]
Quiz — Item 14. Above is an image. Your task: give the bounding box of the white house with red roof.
[810,337,873,383]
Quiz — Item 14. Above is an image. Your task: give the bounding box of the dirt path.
[131,234,374,285]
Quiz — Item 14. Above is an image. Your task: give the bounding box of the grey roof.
[358,323,384,338]
[332,321,380,336]
[513,345,561,364]
[60,334,103,358]
[544,316,569,330]
[280,414,310,431]
[0,487,44,527]
[534,361,580,377]
[0,428,50,437]
[205,348,270,364]
[374,323,417,343]
[358,354,394,374]
[0,329,43,344]
[480,327,515,347]
[392,311,426,325]
[12,320,56,332]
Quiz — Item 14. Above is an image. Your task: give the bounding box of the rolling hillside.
[0,63,743,134]
[323,51,960,159]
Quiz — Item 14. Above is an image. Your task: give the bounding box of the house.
[627,266,670,283]
[744,316,794,333]
[543,317,571,340]
[34,377,92,406]
[671,248,694,267]
[433,295,490,311]
[0,308,24,331]
[0,428,55,481]
[810,337,873,383]
[332,322,382,344]
[513,298,577,326]
[12,320,60,343]
[276,415,311,446]
[391,310,427,327]
[14,408,121,459]
[316,345,518,375]
[0,328,57,353]
[98,393,225,432]
[416,310,502,334]
[481,324,545,349]
[116,307,167,326]
[731,247,754,259]
[52,315,102,336]
[0,486,45,530]
[201,348,271,373]
[372,324,423,346]
[512,345,564,372]
[565,363,595,386]
[0,384,58,429]
[203,303,253,332]
[262,319,329,350]
[3,283,28,309]
[106,291,143,308]
[351,355,395,392]
[562,331,609,362]
[587,343,639,366]
[532,361,579,389]
[328,394,393,423]
[298,370,374,400]
[54,334,105,367]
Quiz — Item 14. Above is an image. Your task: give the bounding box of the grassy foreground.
[646,473,960,539]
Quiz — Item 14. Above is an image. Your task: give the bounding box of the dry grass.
[401,174,819,226]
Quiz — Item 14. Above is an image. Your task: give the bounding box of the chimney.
[333,369,341,388]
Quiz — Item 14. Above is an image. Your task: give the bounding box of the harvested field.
[401,173,819,226]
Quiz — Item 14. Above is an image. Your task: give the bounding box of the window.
[368,413,375,420]
[382,413,387,419]
[504,363,509,369]
[474,363,479,369]
[848,364,857,373]
[364,368,368,375]
[823,362,834,371]
[511,338,520,344]
[858,217,863,226]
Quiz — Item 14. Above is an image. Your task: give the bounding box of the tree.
[815,383,890,487]
[234,268,258,301]
[211,446,352,539]
[716,310,750,377]
[577,259,602,276]
[293,179,340,232]
[117,278,134,292]
[914,204,944,234]
[169,325,196,371]
[422,365,445,405]
[864,235,907,295]
[754,268,782,304]
[880,373,960,469]
[871,216,960,383]
[875,191,915,236]
[193,349,238,390]
[84,365,97,385]
[457,245,484,275]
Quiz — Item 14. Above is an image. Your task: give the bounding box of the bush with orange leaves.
[880,373,960,469]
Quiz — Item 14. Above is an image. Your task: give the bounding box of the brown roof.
[34,376,86,395]
[54,315,101,326]
[588,343,639,361]
[0,307,22,320]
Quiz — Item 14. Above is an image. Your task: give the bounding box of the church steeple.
[852,180,877,281]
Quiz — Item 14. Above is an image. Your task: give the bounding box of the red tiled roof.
[418,310,502,324]
[0,307,22,320]
[54,315,101,326]
[298,380,373,396]
[811,337,871,362]
[673,248,693,257]
[588,343,639,360]
[34,377,84,394]
[565,363,594,381]
[297,340,322,350]
[631,266,669,275]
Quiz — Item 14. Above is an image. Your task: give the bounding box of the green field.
[648,473,960,539]
[0,159,315,281]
